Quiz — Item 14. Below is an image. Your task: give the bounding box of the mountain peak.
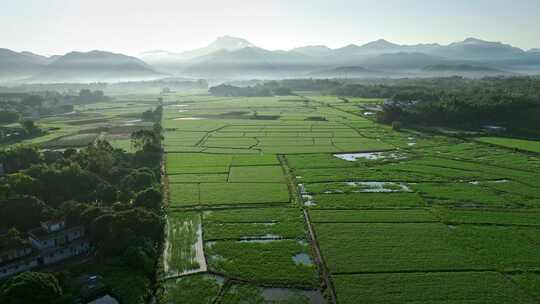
[362,39,400,49]
[209,36,255,50]
[462,37,488,44]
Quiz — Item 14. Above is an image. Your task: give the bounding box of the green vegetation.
[164,212,202,276]
[5,87,538,303]
[158,92,540,302]
[0,103,164,304]
[310,209,438,223]
[161,274,222,304]
[333,272,536,304]
[203,208,305,240]
[0,272,62,304]
[510,272,540,300]
[475,137,540,153]
[220,284,265,304]
[205,239,318,286]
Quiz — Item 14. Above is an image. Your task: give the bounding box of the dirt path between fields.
[303,209,338,304]
[278,154,337,304]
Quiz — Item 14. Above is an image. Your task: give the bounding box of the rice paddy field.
[474,136,540,153]
[1,98,159,151]
[160,94,540,304]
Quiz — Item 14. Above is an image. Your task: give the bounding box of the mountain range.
[1,36,539,83]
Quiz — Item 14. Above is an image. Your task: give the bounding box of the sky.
[2,0,540,56]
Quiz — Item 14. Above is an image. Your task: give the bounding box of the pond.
[292,253,313,266]
[88,295,119,304]
[262,288,325,304]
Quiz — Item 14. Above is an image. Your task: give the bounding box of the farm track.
[303,209,337,304]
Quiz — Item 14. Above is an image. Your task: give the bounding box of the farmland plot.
[333,272,535,304]
[164,212,206,277]
[160,95,540,303]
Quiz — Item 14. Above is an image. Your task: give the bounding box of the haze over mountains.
[1,36,540,83]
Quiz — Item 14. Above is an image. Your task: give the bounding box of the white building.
[0,219,90,279]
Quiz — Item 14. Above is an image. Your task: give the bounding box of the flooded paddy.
[342,181,411,193]
[163,214,207,278]
[293,253,313,266]
[173,117,204,121]
[334,151,404,162]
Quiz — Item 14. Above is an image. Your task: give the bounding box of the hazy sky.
[2,0,539,55]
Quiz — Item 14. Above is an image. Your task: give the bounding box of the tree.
[0,228,25,249]
[3,172,38,197]
[0,110,20,124]
[133,187,162,210]
[0,272,62,304]
[86,140,115,176]
[59,200,89,227]
[24,163,104,206]
[0,146,42,173]
[392,121,402,131]
[131,129,160,151]
[89,208,162,257]
[124,245,154,276]
[0,196,48,231]
[274,87,292,96]
[21,95,44,108]
[20,119,40,135]
[121,168,157,194]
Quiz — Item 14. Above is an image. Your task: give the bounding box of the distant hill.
[2,36,539,82]
[0,48,48,81]
[292,45,333,57]
[182,47,320,78]
[309,66,386,78]
[30,50,163,83]
[422,64,514,77]
[182,36,256,60]
[431,38,526,60]
[140,36,256,73]
[135,36,540,78]
[361,52,449,71]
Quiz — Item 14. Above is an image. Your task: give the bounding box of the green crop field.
[333,272,535,304]
[159,95,540,304]
[475,136,540,153]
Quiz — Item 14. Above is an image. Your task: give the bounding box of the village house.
[0,219,90,279]
[0,237,37,279]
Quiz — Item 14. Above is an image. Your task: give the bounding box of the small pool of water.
[346,181,411,193]
[334,152,385,161]
[292,253,313,266]
[88,295,119,304]
[240,234,281,242]
[334,152,404,162]
[173,117,204,120]
[302,194,316,206]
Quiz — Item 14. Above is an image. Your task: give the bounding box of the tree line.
[220,77,540,134]
[209,82,292,97]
